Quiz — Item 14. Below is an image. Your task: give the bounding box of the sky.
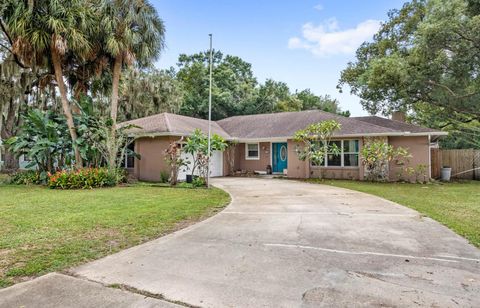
[152,0,405,116]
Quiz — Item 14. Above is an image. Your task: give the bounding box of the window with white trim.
[245,143,259,160]
[310,140,359,167]
[343,140,359,167]
[327,141,342,166]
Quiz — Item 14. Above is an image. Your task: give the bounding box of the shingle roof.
[122,110,445,139]
[123,113,230,138]
[353,116,440,134]
[217,110,398,139]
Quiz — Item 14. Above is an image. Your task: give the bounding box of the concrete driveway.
[72,177,480,307]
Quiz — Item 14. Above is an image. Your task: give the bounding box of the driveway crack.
[106,283,201,308]
[64,270,199,307]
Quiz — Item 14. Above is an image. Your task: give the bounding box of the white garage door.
[210,150,224,177]
[177,151,223,181]
[177,152,196,182]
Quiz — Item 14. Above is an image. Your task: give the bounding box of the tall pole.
[207,34,213,188]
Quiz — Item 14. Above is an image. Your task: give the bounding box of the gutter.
[232,131,448,143]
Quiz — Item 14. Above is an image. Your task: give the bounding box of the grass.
[0,173,10,184]
[308,179,480,248]
[0,183,230,288]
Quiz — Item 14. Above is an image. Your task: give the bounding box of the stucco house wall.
[388,135,430,182]
[287,139,309,178]
[134,136,178,181]
[222,143,241,176]
[235,142,271,173]
[223,141,309,178]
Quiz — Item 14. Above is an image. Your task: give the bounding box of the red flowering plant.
[47,167,119,189]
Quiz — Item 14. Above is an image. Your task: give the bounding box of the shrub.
[113,168,128,184]
[48,168,118,189]
[160,171,170,183]
[10,170,45,185]
[0,173,10,184]
[294,120,341,179]
[192,176,206,188]
[361,140,411,182]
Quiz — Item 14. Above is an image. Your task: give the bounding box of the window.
[327,141,341,166]
[310,140,359,167]
[124,142,135,168]
[245,143,259,160]
[343,140,359,167]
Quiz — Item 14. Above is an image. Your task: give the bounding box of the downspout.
[428,134,432,179]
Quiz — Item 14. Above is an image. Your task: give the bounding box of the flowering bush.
[48,168,120,189]
[361,140,411,182]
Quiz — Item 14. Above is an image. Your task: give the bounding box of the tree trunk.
[1,98,20,172]
[50,44,83,169]
[1,149,19,172]
[108,53,123,169]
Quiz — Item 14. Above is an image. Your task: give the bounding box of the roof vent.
[392,111,406,122]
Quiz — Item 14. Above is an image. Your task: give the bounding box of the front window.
[246,143,259,160]
[327,141,342,166]
[343,140,359,167]
[125,142,135,168]
[310,140,359,167]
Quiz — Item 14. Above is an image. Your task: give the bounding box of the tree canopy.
[0,0,350,173]
[174,50,349,120]
[339,0,480,148]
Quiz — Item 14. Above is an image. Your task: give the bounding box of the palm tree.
[1,0,96,168]
[100,0,165,168]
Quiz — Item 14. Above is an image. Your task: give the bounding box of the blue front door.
[272,143,288,173]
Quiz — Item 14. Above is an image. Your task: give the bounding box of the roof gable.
[123,113,230,138]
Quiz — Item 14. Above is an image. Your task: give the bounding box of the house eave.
[129,130,447,141]
[232,131,448,143]
[129,131,234,140]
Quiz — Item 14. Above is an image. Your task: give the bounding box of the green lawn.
[0,173,9,184]
[308,179,480,248]
[0,183,230,288]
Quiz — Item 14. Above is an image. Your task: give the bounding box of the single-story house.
[122,110,446,182]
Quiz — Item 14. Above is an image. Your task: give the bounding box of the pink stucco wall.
[388,136,430,181]
[235,142,272,173]
[287,139,310,178]
[134,136,177,181]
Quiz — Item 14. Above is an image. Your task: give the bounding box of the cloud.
[288,18,381,57]
[313,4,323,11]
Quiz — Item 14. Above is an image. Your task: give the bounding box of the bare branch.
[428,80,480,99]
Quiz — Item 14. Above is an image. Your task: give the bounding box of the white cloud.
[288,18,381,57]
[313,4,323,11]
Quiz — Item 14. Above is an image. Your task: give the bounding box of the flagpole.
[207,34,213,188]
